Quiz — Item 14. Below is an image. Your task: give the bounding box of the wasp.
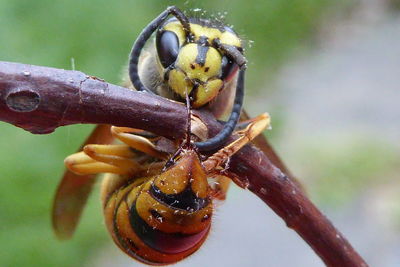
[128,6,247,151]
[51,5,282,265]
[55,88,269,265]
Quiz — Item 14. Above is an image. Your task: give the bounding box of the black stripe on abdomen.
[150,184,209,212]
[129,202,209,254]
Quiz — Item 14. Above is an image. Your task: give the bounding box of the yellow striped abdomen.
[103,151,212,265]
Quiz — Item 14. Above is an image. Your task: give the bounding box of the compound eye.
[220,55,238,82]
[156,31,179,68]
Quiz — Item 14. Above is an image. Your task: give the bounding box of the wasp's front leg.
[203,113,271,172]
[65,126,170,178]
[204,113,271,200]
[111,126,168,159]
[64,144,141,176]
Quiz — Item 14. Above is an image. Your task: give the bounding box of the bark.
[0,61,368,266]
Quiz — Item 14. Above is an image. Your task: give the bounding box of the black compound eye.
[220,55,239,82]
[156,30,179,68]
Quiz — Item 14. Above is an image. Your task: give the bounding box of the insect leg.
[111,126,167,159]
[64,147,140,176]
[203,113,270,172]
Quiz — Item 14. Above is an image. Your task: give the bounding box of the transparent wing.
[52,124,114,240]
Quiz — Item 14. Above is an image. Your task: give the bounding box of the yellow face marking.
[162,21,242,50]
[194,79,223,107]
[189,23,242,47]
[163,21,186,45]
[168,69,192,97]
[160,20,242,107]
[169,44,223,106]
[176,44,221,81]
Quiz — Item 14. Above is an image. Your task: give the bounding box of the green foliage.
[293,136,400,207]
[0,124,108,267]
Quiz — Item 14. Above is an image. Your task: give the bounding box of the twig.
[0,61,368,266]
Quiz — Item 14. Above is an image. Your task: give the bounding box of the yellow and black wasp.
[129,6,246,151]
[58,103,269,264]
[52,6,287,265]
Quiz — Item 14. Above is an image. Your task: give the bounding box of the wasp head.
[156,19,243,107]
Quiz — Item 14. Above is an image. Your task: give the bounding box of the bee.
[51,5,284,265]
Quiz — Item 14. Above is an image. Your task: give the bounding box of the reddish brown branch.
[0,61,367,266]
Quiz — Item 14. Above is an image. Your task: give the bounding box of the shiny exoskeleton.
[54,113,269,265]
[103,149,213,264]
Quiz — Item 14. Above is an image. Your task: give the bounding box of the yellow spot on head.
[161,19,243,107]
[162,21,186,46]
[176,44,221,81]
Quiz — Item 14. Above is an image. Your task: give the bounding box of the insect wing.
[52,124,113,240]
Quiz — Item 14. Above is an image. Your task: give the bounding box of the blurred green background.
[1,0,399,266]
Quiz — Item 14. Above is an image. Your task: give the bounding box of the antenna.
[162,89,194,170]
